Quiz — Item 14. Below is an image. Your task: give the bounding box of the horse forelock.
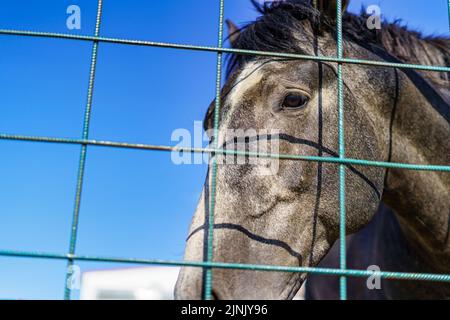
[227,0,449,87]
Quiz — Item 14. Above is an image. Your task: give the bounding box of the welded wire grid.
[0,0,449,300]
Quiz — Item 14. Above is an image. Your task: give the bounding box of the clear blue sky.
[0,0,448,300]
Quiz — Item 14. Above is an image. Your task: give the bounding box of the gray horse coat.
[175,0,450,299]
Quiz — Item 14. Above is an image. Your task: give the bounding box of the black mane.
[227,0,322,75]
[227,0,450,85]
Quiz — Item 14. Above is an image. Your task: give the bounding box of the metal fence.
[0,0,450,300]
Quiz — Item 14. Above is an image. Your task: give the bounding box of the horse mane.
[228,0,449,87]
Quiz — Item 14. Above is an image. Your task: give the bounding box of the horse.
[175,0,450,299]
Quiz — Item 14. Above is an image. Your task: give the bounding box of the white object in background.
[80,266,180,300]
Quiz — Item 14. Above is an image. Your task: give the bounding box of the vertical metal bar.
[204,0,225,300]
[448,0,450,31]
[336,0,347,300]
[64,0,103,300]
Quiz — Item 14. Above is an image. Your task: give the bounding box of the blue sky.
[0,0,448,300]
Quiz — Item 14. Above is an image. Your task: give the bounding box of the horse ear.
[316,0,349,19]
[203,100,215,133]
[226,19,240,47]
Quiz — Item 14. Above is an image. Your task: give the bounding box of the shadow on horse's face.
[175,55,389,299]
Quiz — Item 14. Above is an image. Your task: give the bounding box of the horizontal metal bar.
[0,249,449,283]
[0,132,203,152]
[1,133,449,172]
[0,29,449,73]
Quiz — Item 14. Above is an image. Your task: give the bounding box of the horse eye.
[281,93,309,110]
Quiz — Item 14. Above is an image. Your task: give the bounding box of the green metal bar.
[204,0,225,301]
[336,0,347,301]
[1,249,450,283]
[0,29,449,73]
[448,0,450,31]
[1,133,450,172]
[64,0,103,300]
